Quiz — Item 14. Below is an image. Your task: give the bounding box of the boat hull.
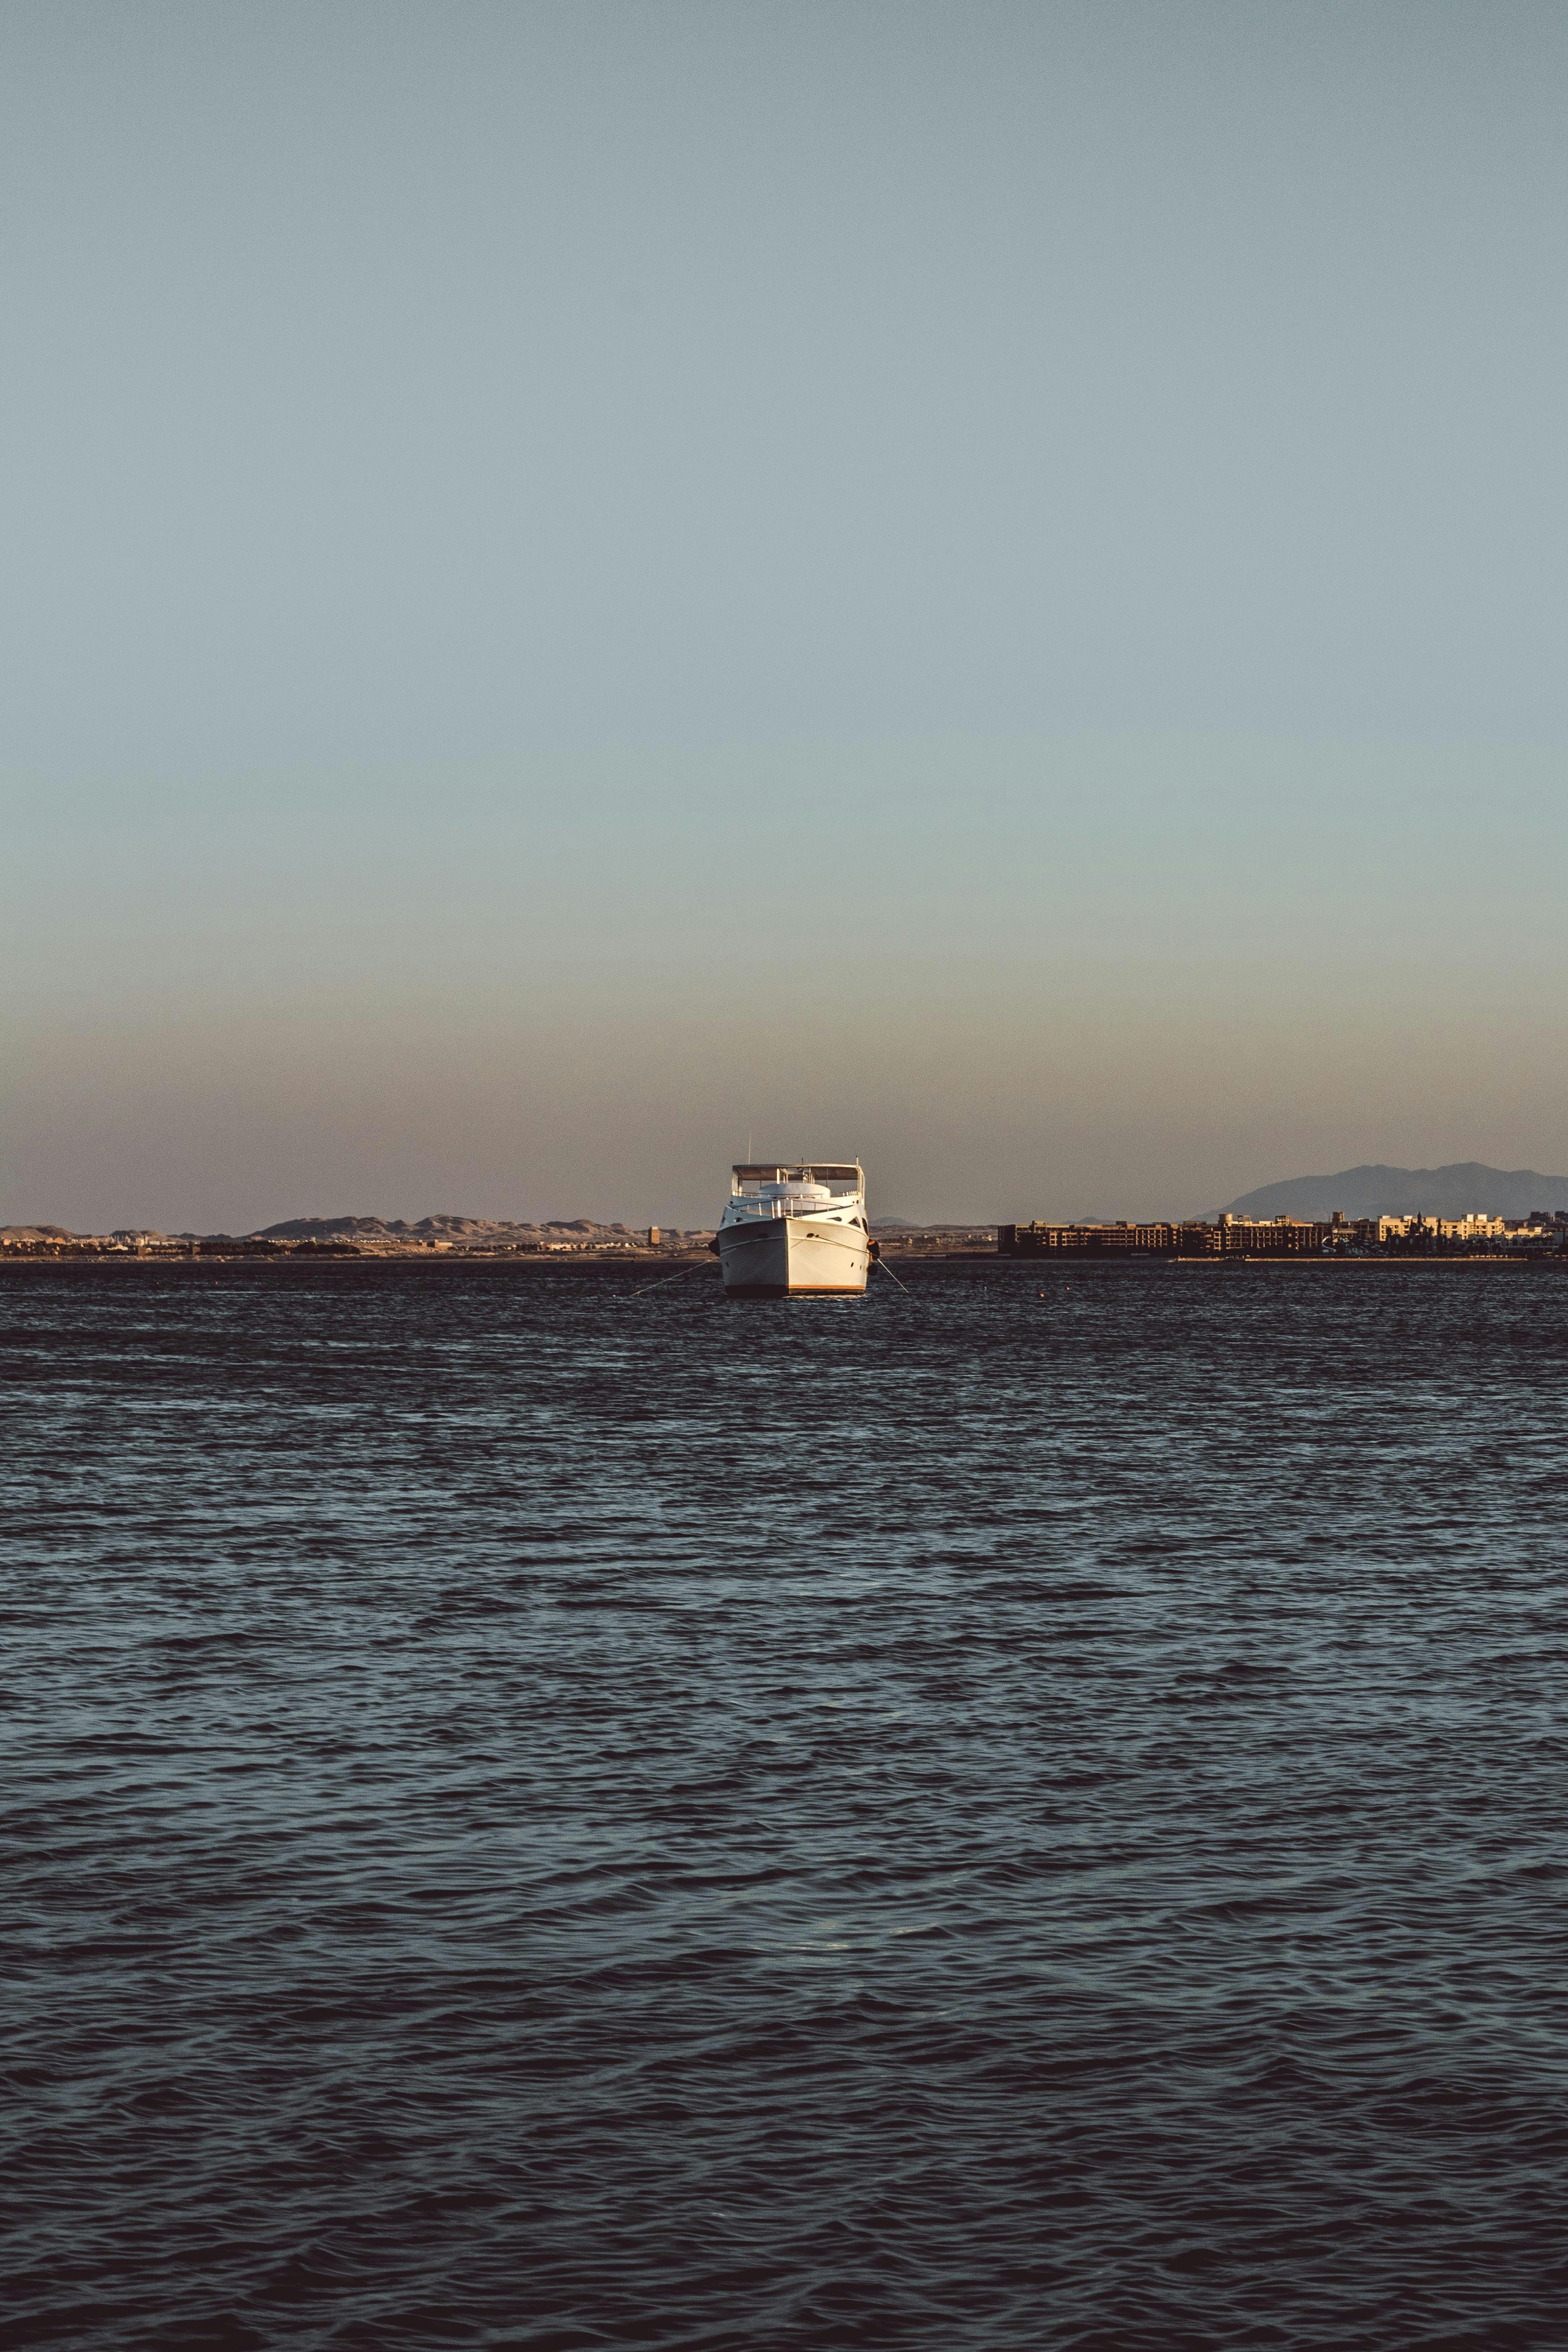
[717,1215,869,1296]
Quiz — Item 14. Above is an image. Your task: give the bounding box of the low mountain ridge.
[252,1212,645,1241]
[1225,1162,1568,1220]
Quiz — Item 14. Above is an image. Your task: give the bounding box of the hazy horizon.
[6,3,1567,1233]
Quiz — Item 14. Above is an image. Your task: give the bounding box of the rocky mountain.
[1224,1162,1568,1220]
[257,1216,404,1239]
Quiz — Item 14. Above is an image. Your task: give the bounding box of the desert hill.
[1224,1162,1568,1221]
[252,1213,652,1242]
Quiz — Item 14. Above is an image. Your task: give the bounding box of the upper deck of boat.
[731,1163,862,1190]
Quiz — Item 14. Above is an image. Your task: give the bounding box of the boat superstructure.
[715,1162,871,1297]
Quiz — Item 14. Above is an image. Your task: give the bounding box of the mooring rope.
[872,1254,908,1291]
[626,1256,722,1301]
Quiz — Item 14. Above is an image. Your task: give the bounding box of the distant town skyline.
[9,1157,1568,1244]
[5,3,1567,1233]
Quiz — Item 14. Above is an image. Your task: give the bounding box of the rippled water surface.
[6,1258,1568,2350]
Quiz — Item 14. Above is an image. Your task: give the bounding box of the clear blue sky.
[4,0,1565,1228]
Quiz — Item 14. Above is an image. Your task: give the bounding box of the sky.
[3,0,1566,1230]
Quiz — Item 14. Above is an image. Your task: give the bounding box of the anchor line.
[626,1256,722,1301]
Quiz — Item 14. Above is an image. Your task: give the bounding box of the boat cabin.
[730,1163,863,1198]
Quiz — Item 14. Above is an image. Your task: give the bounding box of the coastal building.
[998,1221,1178,1257]
[1195,1215,1344,1254]
[996,1208,1567,1259]
[1378,1213,1507,1242]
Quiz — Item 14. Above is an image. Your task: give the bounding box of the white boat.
[715,1162,872,1296]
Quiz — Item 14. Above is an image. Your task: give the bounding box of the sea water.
[5,1260,1567,2349]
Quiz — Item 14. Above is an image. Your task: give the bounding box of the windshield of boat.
[731,1164,861,1199]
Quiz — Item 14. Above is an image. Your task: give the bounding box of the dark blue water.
[5,1260,1568,2350]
